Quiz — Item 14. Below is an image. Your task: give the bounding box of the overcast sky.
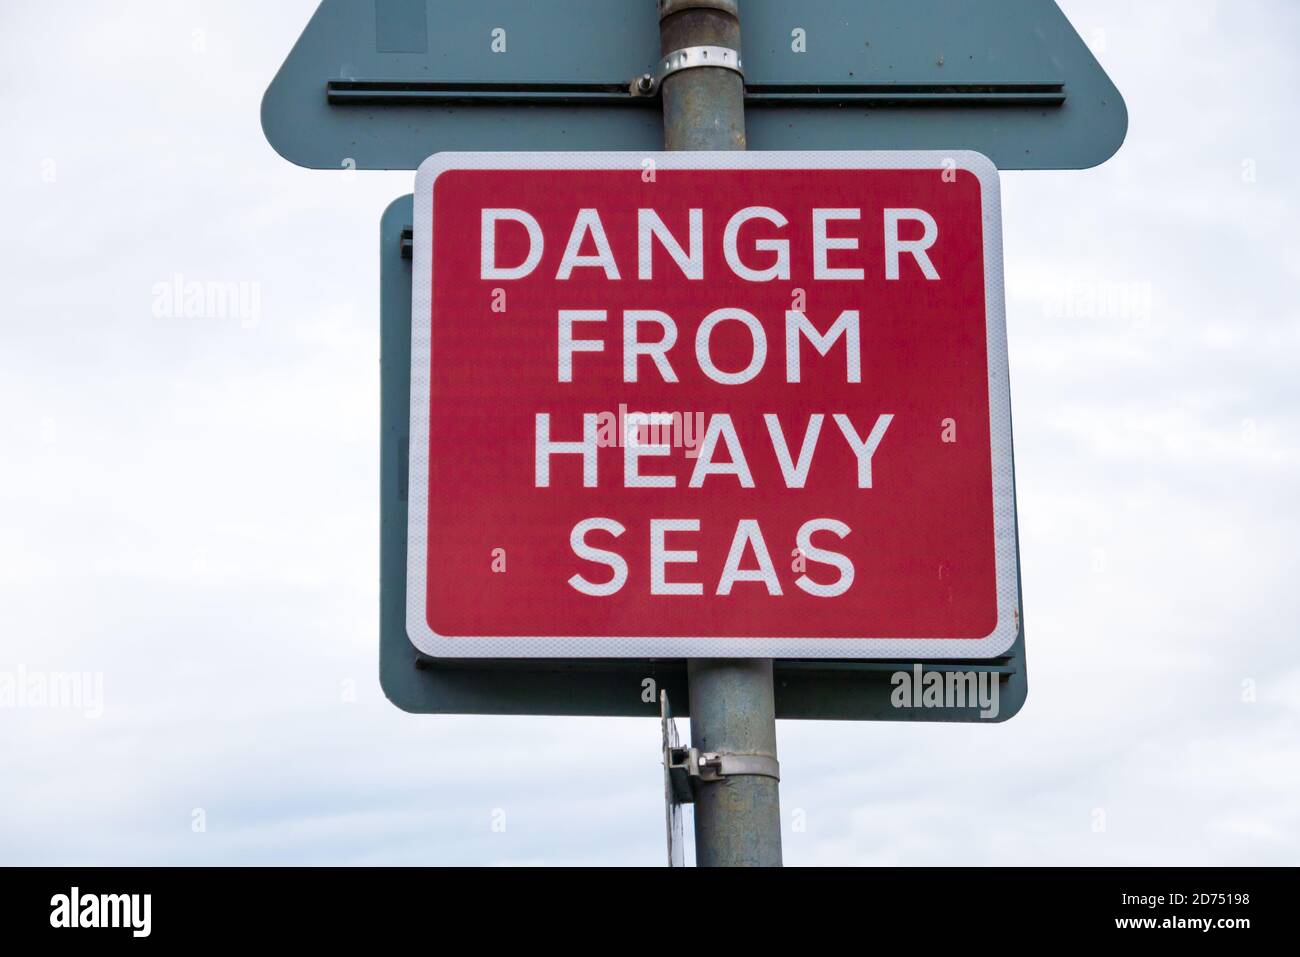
[1,0,1297,866]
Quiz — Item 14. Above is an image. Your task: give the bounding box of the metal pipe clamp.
[630,45,744,97]
[695,751,781,783]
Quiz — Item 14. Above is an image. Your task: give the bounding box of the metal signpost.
[658,1,778,867]
[267,0,1126,867]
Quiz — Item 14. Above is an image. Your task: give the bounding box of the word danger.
[482,204,940,283]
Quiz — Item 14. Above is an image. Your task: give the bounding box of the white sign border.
[408,150,1019,659]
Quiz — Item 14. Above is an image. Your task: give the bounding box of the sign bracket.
[631,44,744,97]
[663,699,783,803]
[669,749,781,790]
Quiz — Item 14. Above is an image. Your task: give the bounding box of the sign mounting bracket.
[631,44,744,97]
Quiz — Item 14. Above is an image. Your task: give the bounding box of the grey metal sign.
[378,193,1028,720]
[264,0,1126,171]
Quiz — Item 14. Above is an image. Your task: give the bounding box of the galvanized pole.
[657,0,783,867]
